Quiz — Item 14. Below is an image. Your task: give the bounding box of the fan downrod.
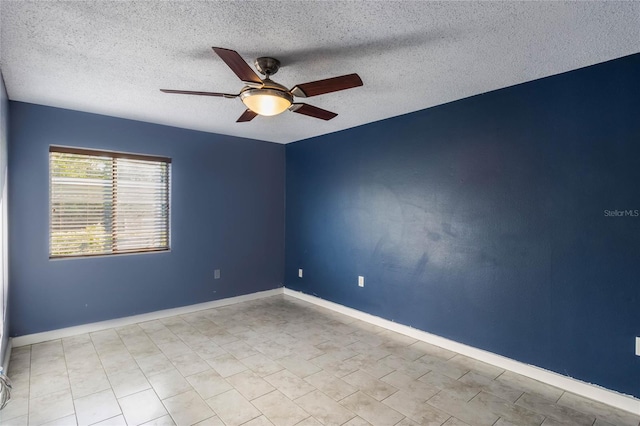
[255,57,281,76]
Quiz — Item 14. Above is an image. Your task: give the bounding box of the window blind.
[49,146,171,258]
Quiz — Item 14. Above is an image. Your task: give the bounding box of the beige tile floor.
[1,295,638,426]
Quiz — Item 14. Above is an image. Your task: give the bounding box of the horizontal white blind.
[50,147,170,258]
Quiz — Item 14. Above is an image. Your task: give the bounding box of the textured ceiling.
[1,1,639,144]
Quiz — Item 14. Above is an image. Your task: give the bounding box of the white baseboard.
[12,288,284,348]
[283,288,640,416]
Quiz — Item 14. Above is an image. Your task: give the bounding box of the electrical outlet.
[298,269,303,278]
[636,337,640,356]
[358,276,364,287]
[214,269,220,279]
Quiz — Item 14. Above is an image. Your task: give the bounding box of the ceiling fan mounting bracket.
[255,57,281,76]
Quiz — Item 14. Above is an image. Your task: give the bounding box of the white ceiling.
[1,1,638,144]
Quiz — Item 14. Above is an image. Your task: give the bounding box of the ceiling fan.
[161,47,363,122]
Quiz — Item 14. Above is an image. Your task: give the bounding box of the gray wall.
[0,71,8,368]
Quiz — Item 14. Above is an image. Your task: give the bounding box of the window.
[49,146,171,258]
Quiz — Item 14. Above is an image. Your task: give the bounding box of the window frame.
[49,145,171,259]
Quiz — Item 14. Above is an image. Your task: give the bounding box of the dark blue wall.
[285,54,640,397]
[9,102,285,336]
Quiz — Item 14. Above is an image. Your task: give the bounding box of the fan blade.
[237,109,258,122]
[290,73,363,98]
[212,47,263,84]
[160,89,237,98]
[289,103,337,121]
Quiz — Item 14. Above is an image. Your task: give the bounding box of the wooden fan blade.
[290,73,363,98]
[160,89,237,98]
[237,109,258,122]
[212,47,263,84]
[289,103,338,121]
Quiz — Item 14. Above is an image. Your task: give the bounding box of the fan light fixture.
[240,88,293,116]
